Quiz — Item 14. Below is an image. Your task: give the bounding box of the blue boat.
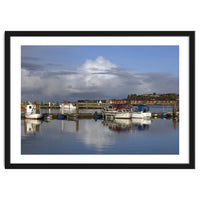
[94,114,102,119]
[161,113,168,118]
[57,115,65,119]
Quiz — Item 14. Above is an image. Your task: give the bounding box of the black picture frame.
[5,31,195,169]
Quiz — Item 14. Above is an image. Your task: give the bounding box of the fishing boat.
[25,102,43,119]
[103,104,132,119]
[114,110,132,119]
[102,104,118,117]
[131,105,151,119]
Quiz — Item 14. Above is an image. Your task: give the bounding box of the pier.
[33,102,109,109]
[21,101,179,120]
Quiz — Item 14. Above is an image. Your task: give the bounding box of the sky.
[21,45,179,102]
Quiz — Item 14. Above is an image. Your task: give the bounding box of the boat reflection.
[60,107,75,114]
[132,118,152,131]
[23,119,42,136]
[103,119,132,133]
[103,118,152,133]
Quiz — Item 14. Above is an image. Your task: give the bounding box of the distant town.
[106,93,178,105]
[21,93,179,106]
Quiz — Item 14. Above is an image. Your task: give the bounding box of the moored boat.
[103,104,132,119]
[131,104,151,119]
[57,115,65,119]
[161,113,168,118]
[94,114,102,119]
[94,112,102,119]
[114,110,132,119]
[25,102,43,119]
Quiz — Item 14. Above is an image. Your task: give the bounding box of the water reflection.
[102,119,132,133]
[21,117,179,154]
[22,118,153,136]
[76,120,117,152]
[132,118,151,132]
[60,108,75,114]
[102,118,152,133]
[22,117,176,137]
[23,119,43,136]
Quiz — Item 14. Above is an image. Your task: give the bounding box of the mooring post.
[173,101,176,118]
[76,102,79,116]
[24,101,27,114]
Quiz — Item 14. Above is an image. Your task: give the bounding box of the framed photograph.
[5,31,195,169]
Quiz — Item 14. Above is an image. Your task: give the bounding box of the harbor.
[21,101,179,120]
[21,100,179,154]
[20,45,180,155]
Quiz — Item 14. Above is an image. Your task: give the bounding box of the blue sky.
[21,45,179,102]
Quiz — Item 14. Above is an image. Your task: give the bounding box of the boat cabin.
[112,104,131,111]
[26,103,40,114]
[26,104,35,114]
[131,105,150,113]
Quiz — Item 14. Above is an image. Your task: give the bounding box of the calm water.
[21,110,179,154]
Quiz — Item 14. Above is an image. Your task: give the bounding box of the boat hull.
[115,112,132,119]
[25,113,43,119]
[103,110,117,116]
[132,112,151,119]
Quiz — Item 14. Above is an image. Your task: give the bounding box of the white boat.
[60,103,76,109]
[131,105,152,119]
[115,110,132,119]
[102,105,117,117]
[25,102,43,119]
[103,104,132,119]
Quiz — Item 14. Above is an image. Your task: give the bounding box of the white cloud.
[21,56,179,101]
[80,56,118,74]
